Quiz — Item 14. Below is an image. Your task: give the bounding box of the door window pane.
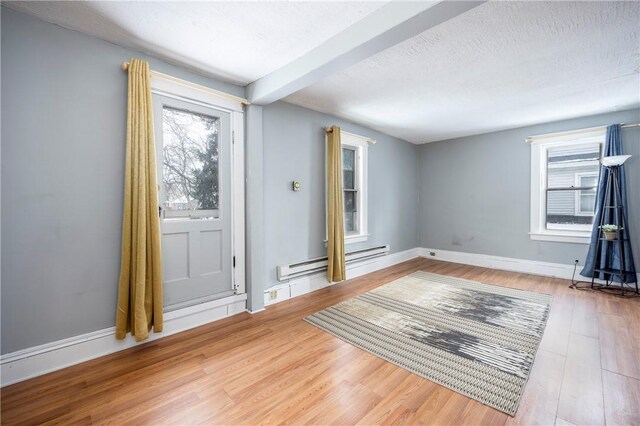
[162,107,220,218]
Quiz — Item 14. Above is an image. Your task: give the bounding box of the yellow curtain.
[115,59,163,341]
[326,125,346,282]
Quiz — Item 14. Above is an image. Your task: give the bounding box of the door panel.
[200,231,222,274]
[153,94,233,310]
[163,233,189,282]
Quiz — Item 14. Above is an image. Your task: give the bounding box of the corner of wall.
[244,105,266,312]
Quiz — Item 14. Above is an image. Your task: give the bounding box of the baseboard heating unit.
[277,245,390,281]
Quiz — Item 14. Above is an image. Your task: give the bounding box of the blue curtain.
[581,124,636,283]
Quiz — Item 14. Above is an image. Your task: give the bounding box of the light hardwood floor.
[2,258,639,425]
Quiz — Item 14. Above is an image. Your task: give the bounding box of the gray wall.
[418,108,640,270]
[262,101,420,286]
[0,8,244,354]
[0,8,419,353]
[5,5,636,356]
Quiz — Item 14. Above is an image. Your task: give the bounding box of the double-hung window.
[342,146,358,233]
[327,131,371,244]
[529,128,604,244]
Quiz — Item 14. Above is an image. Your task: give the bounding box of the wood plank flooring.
[2,258,639,425]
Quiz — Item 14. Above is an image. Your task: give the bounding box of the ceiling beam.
[246,1,486,105]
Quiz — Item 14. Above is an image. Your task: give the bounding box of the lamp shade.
[601,155,632,167]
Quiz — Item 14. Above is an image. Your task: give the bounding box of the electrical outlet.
[430,251,436,256]
[269,290,278,301]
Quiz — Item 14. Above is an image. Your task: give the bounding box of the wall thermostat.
[292,181,301,191]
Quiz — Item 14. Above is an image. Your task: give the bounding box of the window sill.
[345,234,369,244]
[324,234,369,246]
[529,232,591,245]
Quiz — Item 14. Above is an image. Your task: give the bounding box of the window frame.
[529,127,604,244]
[151,73,246,295]
[326,130,372,245]
[342,146,359,235]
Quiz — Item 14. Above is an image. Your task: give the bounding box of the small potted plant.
[599,224,623,241]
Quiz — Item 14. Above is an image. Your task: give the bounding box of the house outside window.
[529,127,604,244]
[574,172,598,216]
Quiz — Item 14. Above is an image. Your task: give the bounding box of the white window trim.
[325,130,373,245]
[529,128,604,245]
[151,75,246,294]
[574,172,598,216]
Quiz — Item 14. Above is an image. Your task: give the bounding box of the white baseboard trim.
[0,293,247,387]
[263,245,637,306]
[264,248,421,306]
[6,247,632,387]
[419,248,640,284]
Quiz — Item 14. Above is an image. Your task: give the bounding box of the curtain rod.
[325,126,376,144]
[525,123,640,144]
[121,62,250,105]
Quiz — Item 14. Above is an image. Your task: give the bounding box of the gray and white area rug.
[305,271,552,416]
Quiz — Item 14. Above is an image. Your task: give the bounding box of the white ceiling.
[5,1,384,85]
[285,1,640,143]
[7,1,640,144]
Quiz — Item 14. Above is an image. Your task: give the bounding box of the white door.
[153,94,234,310]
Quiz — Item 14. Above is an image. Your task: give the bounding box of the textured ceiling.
[285,1,640,143]
[7,1,640,144]
[5,1,384,85]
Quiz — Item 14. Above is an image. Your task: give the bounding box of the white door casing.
[151,76,245,311]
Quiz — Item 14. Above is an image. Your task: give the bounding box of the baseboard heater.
[277,245,390,281]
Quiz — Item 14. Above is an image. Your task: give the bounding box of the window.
[161,106,220,219]
[343,147,358,233]
[327,131,371,244]
[529,128,604,244]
